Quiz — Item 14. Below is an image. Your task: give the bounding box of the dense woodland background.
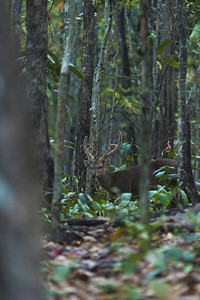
[1,0,200,299]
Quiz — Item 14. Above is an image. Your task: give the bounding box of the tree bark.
[185,110,200,205]
[117,6,131,90]
[10,0,22,58]
[85,0,115,193]
[0,2,41,299]
[51,1,76,233]
[75,0,94,192]
[26,0,54,206]
[175,0,188,202]
[159,0,176,156]
[139,0,151,228]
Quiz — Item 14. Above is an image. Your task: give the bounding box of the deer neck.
[97,169,113,193]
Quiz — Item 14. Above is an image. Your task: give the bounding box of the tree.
[10,0,22,58]
[51,1,76,234]
[117,6,131,90]
[139,0,151,227]
[26,0,54,206]
[176,0,200,205]
[0,2,41,298]
[86,0,115,193]
[159,0,176,156]
[75,0,95,192]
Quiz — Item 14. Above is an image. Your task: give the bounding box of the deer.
[83,131,178,196]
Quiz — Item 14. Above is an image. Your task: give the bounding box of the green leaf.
[65,104,73,126]
[163,57,179,68]
[149,190,158,199]
[158,193,170,207]
[53,265,70,283]
[192,166,200,172]
[195,181,200,190]
[151,279,171,299]
[189,23,200,42]
[120,142,130,154]
[155,171,166,179]
[69,64,85,81]
[67,94,77,102]
[48,50,61,65]
[78,193,87,204]
[121,193,132,201]
[167,174,177,180]
[92,201,102,211]
[181,190,188,205]
[156,39,172,56]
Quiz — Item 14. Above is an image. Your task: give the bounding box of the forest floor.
[41,210,200,300]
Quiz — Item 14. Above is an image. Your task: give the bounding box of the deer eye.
[98,166,103,170]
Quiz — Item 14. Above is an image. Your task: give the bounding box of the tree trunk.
[75,0,94,192]
[139,0,151,228]
[175,0,188,203]
[159,0,176,157]
[51,1,76,234]
[151,0,161,159]
[0,2,41,298]
[185,110,200,205]
[195,64,200,182]
[117,6,131,90]
[86,0,115,193]
[10,0,22,58]
[26,0,54,207]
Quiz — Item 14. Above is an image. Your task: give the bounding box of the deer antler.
[83,136,95,160]
[101,130,122,160]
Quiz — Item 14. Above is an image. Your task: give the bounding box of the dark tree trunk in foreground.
[26,0,54,206]
[0,2,41,299]
[75,0,94,192]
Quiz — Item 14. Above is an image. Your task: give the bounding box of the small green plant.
[149,165,189,210]
[60,190,140,220]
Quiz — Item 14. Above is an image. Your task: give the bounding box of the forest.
[1,0,200,299]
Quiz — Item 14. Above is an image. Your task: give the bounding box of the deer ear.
[105,160,110,166]
[84,160,90,167]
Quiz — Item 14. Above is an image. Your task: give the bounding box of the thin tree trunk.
[51,1,76,233]
[159,0,176,156]
[185,110,200,205]
[75,0,94,192]
[107,4,121,151]
[124,5,139,79]
[151,0,161,158]
[139,0,151,228]
[85,0,115,193]
[175,0,188,202]
[117,6,131,90]
[195,64,200,182]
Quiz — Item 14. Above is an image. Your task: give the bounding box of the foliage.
[61,190,139,220]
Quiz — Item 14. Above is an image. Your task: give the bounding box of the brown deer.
[83,131,178,195]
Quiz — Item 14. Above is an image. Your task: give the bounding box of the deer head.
[83,131,122,180]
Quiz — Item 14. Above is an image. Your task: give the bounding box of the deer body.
[96,158,177,195]
[84,131,178,195]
